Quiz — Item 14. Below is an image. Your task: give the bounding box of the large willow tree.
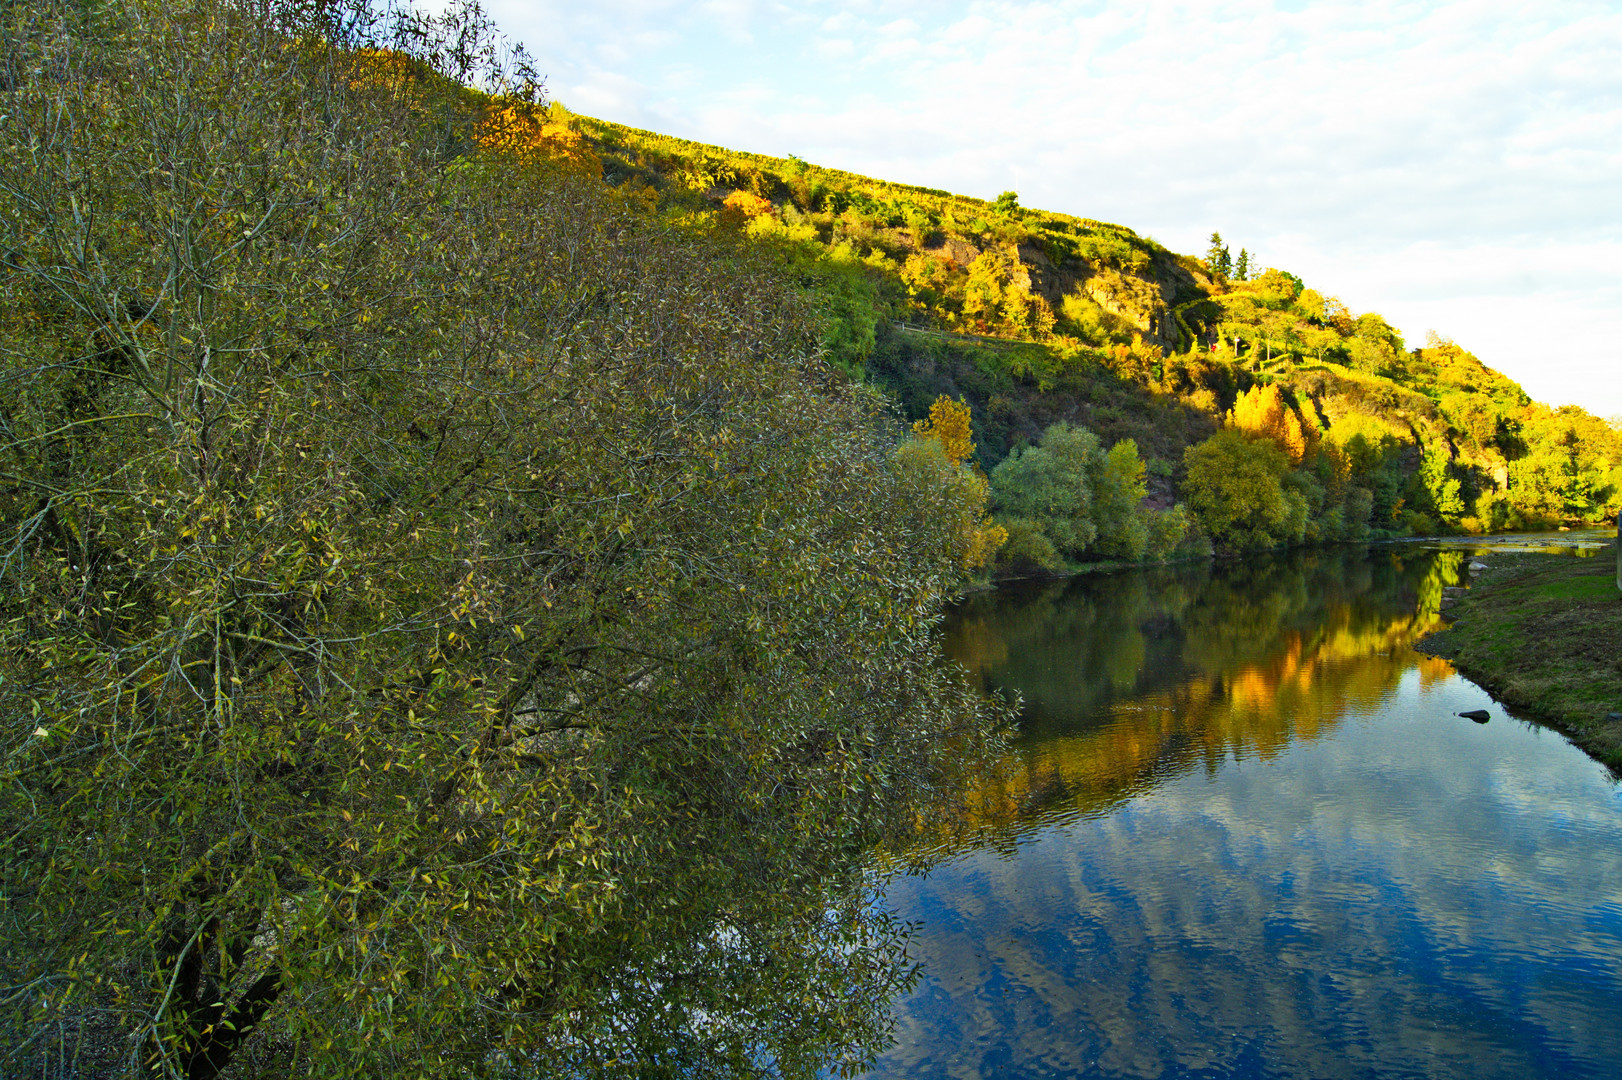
[0,3,1003,1076]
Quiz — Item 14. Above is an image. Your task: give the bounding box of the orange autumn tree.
[1229,384,1314,465]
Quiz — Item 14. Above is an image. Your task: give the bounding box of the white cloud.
[485,0,1622,415]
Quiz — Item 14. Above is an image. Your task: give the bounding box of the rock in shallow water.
[1459,709,1491,723]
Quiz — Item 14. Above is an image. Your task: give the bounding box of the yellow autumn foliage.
[965,519,1010,572]
[1229,384,1313,464]
[720,190,774,225]
[912,394,976,467]
[478,103,601,175]
[897,397,1005,570]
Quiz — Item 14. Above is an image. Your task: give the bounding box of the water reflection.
[1419,528,1612,558]
[873,546,1622,1079]
[937,548,1466,842]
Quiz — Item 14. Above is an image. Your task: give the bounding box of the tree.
[1206,232,1232,275]
[991,517,1064,573]
[993,190,1021,216]
[1418,442,1467,522]
[1182,431,1307,552]
[1347,312,1406,374]
[988,424,1154,563]
[959,249,1055,339]
[1295,289,1326,323]
[0,3,1006,1076]
[1234,248,1251,280]
[990,424,1102,558]
[720,189,774,224]
[913,395,977,466]
[961,251,1013,332]
[1229,384,1312,464]
[904,396,1007,570]
[1298,324,1342,365]
[1508,405,1622,524]
[1089,440,1151,561]
[895,436,1008,570]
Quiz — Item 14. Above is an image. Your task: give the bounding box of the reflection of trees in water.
[934,548,1462,845]
[946,570,1204,732]
[1413,547,1468,615]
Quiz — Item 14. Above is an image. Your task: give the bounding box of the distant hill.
[533,106,1620,558]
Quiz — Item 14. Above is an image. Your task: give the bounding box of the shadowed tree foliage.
[991,424,1103,558]
[0,2,1006,1077]
[989,424,1190,569]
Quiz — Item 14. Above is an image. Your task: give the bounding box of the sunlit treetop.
[913,394,977,467]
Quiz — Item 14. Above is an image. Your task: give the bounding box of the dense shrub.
[1181,430,1308,553]
[0,4,1006,1076]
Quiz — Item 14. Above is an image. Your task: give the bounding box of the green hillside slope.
[552,108,1621,567]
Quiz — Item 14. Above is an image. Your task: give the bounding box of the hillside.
[541,107,1622,568]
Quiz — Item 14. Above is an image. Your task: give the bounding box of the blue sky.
[478,0,1622,417]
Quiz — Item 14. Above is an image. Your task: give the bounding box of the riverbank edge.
[1415,541,1622,774]
[980,530,1612,589]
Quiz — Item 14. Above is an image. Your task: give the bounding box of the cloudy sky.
[478,0,1622,418]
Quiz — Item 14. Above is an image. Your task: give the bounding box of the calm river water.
[869,541,1622,1079]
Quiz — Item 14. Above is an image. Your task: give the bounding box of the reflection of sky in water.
[871,550,1622,1079]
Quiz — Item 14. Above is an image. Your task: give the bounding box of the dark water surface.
[869,544,1622,1079]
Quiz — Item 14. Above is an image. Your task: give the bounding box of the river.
[866,540,1622,1079]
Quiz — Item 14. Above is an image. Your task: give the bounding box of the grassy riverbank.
[1418,541,1622,770]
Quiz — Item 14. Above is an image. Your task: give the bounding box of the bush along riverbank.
[1417,537,1622,771]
